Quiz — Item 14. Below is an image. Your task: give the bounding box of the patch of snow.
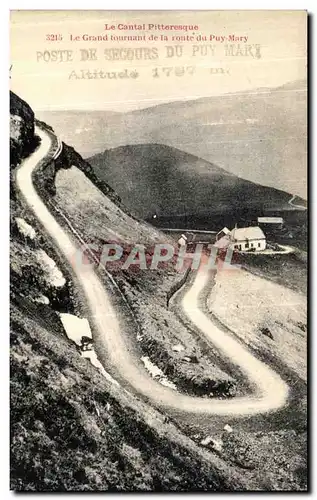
[60,312,119,386]
[141,356,161,378]
[60,313,91,345]
[200,436,223,451]
[36,249,66,287]
[82,350,119,386]
[34,295,49,305]
[141,356,177,390]
[201,436,213,446]
[211,439,223,452]
[160,378,177,390]
[172,343,185,352]
[15,217,36,240]
[223,424,233,433]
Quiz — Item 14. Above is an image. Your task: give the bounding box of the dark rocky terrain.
[10,91,38,169]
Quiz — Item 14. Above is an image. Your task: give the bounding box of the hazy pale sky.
[10,10,307,111]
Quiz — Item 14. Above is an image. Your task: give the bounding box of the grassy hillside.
[88,143,302,229]
[37,80,307,198]
[12,304,248,492]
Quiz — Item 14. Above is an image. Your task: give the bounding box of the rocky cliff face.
[36,137,122,209]
[10,91,38,169]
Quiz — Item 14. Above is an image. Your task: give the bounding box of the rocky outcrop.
[34,132,123,208]
[10,91,38,169]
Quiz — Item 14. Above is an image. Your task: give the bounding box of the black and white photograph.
[9,9,307,492]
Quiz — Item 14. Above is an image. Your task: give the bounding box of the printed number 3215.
[46,34,63,41]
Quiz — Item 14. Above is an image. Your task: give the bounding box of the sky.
[10,10,307,112]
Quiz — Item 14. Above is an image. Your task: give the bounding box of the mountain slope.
[89,143,301,228]
[11,304,244,492]
[37,80,307,197]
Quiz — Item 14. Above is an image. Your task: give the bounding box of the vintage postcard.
[10,10,307,492]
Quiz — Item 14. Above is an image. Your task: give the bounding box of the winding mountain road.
[288,194,307,210]
[16,125,289,417]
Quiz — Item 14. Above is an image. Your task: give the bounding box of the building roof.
[217,227,230,235]
[231,226,265,242]
[257,217,284,224]
[214,234,231,249]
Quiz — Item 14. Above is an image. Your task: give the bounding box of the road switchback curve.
[16,126,289,417]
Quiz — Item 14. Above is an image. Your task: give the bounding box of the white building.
[216,227,230,241]
[257,216,284,229]
[231,226,266,251]
[257,216,284,224]
[214,226,266,252]
[177,234,188,247]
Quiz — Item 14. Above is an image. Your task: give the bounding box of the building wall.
[178,236,187,247]
[233,238,266,251]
